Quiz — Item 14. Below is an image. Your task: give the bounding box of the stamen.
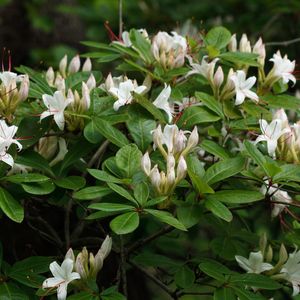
[104,21,120,42]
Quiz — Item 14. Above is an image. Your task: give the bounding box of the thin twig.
[118,0,123,39]
[64,199,72,250]
[87,140,110,169]
[265,37,300,47]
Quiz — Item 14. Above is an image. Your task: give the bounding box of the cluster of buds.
[141,124,198,198]
[0,71,29,121]
[45,55,94,93]
[151,31,187,70]
[228,33,266,66]
[267,109,300,163]
[65,236,112,281]
[102,73,151,111]
[35,133,67,166]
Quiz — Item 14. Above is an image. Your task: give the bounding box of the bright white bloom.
[153,84,173,123]
[109,79,146,111]
[255,119,290,157]
[230,70,259,105]
[40,91,73,130]
[269,51,296,85]
[281,249,300,296]
[42,258,80,300]
[235,251,273,274]
[261,181,292,218]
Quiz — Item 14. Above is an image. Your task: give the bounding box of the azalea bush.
[1,24,300,300]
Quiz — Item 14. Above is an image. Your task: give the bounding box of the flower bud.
[18,74,29,101]
[173,130,187,154]
[265,245,273,263]
[274,109,289,128]
[54,74,65,92]
[65,248,75,262]
[36,135,59,160]
[75,253,88,280]
[228,33,237,52]
[59,54,67,77]
[82,57,92,72]
[82,82,90,110]
[213,66,224,88]
[185,126,199,152]
[141,152,151,176]
[176,155,187,182]
[253,37,266,65]
[278,244,288,265]
[239,34,251,53]
[149,165,161,190]
[68,55,81,74]
[45,67,55,86]
[86,74,96,90]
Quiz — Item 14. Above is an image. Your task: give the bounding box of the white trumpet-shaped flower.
[255,119,290,157]
[40,91,73,130]
[42,258,80,300]
[153,84,173,123]
[230,70,259,105]
[235,251,273,274]
[109,79,147,111]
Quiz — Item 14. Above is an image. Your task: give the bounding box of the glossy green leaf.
[110,211,139,234]
[73,186,112,200]
[206,190,264,204]
[205,198,232,222]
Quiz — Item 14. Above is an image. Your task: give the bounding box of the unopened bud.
[45,67,55,86]
[59,55,67,77]
[176,155,187,182]
[141,152,151,176]
[253,37,266,64]
[213,66,224,88]
[239,34,251,53]
[278,243,288,265]
[228,34,237,52]
[265,245,273,263]
[86,74,96,90]
[54,74,65,92]
[184,126,199,154]
[18,74,29,101]
[75,253,88,280]
[174,130,187,154]
[68,55,81,74]
[82,82,90,110]
[149,165,161,190]
[82,57,92,72]
[274,109,288,128]
[105,73,114,91]
[65,248,75,262]
[259,232,267,256]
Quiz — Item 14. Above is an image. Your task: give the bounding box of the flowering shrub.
[0,25,300,300]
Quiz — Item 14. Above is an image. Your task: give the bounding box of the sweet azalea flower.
[42,258,80,300]
[152,84,173,123]
[255,119,290,157]
[269,51,296,85]
[280,249,300,296]
[230,70,259,105]
[40,91,73,130]
[235,251,273,274]
[109,79,146,111]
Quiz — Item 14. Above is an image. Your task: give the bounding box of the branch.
[265,37,300,47]
[86,139,110,169]
[118,0,123,39]
[120,236,128,297]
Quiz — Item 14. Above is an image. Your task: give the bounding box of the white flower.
[255,119,290,157]
[269,51,296,85]
[0,120,22,167]
[109,79,146,111]
[235,251,273,274]
[42,258,80,300]
[230,70,259,105]
[40,91,73,130]
[281,249,300,296]
[152,84,173,123]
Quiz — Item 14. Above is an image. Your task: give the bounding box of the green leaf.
[229,273,281,290]
[115,144,142,178]
[0,187,24,223]
[175,265,195,289]
[262,94,300,110]
[199,262,226,282]
[201,140,230,159]
[93,118,129,148]
[177,204,203,228]
[145,209,187,231]
[88,203,134,212]
[205,26,231,49]
[54,176,86,190]
[206,190,264,204]
[110,211,139,234]
[84,120,104,144]
[233,287,265,300]
[133,253,181,268]
[273,164,300,182]
[73,186,112,200]
[186,153,205,177]
[5,173,50,183]
[188,170,214,194]
[205,198,232,222]
[195,92,224,117]
[68,291,99,300]
[133,182,149,207]
[107,182,137,205]
[129,29,153,63]
[244,140,266,169]
[204,157,245,185]
[214,288,236,300]
[21,181,55,195]
[87,169,124,184]
[0,282,30,300]
[177,106,220,128]
[219,52,259,66]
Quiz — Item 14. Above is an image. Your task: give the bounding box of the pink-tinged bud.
[82,57,92,72]
[141,152,151,176]
[59,55,67,77]
[82,82,90,110]
[54,74,65,92]
[174,130,187,154]
[67,88,74,101]
[149,165,161,190]
[68,55,81,74]
[213,66,224,88]
[18,74,29,101]
[186,126,199,150]
[239,34,251,53]
[45,67,55,86]
[65,248,75,262]
[176,155,187,182]
[228,34,237,52]
[86,74,96,90]
[253,37,266,64]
